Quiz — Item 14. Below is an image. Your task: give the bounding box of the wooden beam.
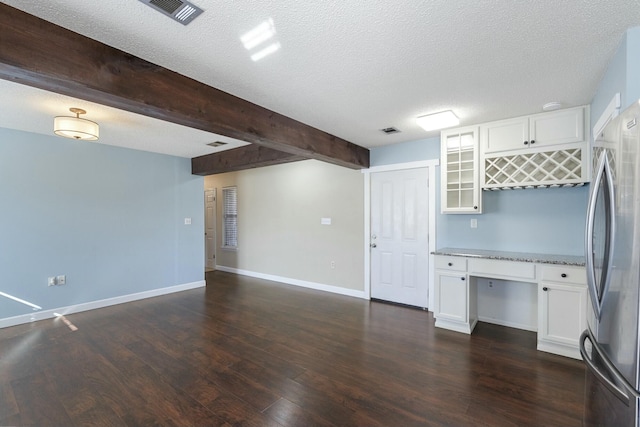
[0,4,369,170]
[192,145,306,175]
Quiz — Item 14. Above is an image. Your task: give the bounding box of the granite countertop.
[432,247,585,266]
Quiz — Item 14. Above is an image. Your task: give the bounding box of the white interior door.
[205,188,217,270]
[371,168,429,308]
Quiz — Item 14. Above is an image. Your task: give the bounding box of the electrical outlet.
[330,261,336,269]
[470,219,478,229]
[56,275,66,285]
[48,277,57,287]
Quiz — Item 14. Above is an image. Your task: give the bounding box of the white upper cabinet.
[481,106,586,154]
[480,106,590,189]
[530,107,585,148]
[481,117,529,153]
[440,126,481,214]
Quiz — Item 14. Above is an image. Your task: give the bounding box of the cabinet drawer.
[468,258,535,281]
[435,256,467,272]
[540,265,586,285]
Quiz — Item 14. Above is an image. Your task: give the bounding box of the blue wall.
[591,27,640,128]
[371,137,589,256]
[0,128,204,320]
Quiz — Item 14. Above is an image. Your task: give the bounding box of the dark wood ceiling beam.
[0,4,369,170]
[192,145,306,175]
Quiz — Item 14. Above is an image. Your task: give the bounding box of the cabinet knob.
[461,277,465,281]
[448,262,453,266]
[530,140,535,144]
[543,287,549,291]
[561,273,567,278]
[524,140,529,145]
[473,206,478,210]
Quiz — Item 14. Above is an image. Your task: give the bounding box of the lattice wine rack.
[483,148,587,190]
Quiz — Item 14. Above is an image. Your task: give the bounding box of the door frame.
[204,188,217,270]
[362,159,439,311]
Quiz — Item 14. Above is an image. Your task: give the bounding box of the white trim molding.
[216,266,367,299]
[362,159,440,311]
[593,92,621,140]
[0,280,205,329]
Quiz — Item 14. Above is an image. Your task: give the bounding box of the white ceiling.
[0,81,249,158]
[3,0,640,157]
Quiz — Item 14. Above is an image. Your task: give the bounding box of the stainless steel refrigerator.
[581,100,640,426]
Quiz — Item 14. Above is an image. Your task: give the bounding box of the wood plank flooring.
[0,271,585,426]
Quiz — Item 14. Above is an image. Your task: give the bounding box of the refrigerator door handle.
[584,151,616,320]
[579,329,639,406]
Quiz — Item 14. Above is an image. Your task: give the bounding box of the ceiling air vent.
[380,127,401,135]
[207,141,228,147]
[139,0,204,25]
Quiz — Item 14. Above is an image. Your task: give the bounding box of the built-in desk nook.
[433,248,586,359]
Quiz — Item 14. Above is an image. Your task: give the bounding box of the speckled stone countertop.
[433,248,585,266]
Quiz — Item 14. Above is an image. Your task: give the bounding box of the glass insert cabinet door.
[441,126,481,213]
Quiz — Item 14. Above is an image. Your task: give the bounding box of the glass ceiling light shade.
[416,110,460,131]
[54,108,99,141]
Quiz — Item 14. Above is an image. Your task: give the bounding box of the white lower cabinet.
[537,266,588,359]
[434,270,477,334]
[433,254,586,359]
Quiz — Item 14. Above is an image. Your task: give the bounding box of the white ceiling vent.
[139,0,203,25]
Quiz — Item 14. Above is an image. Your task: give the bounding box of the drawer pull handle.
[543,287,549,291]
[448,262,453,266]
[561,273,567,278]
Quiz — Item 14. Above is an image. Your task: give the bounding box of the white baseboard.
[537,340,582,360]
[0,280,205,329]
[478,316,537,332]
[215,266,368,300]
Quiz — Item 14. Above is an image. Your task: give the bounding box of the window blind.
[222,187,237,248]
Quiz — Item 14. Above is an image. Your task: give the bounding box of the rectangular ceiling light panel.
[139,0,204,25]
[416,110,459,131]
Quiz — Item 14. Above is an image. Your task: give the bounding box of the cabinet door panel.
[435,273,468,322]
[481,117,529,153]
[539,282,587,346]
[441,126,481,213]
[530,107,584,148]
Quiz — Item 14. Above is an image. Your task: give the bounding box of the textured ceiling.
[3,0,640,155]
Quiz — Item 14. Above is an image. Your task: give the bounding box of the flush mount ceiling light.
[54,108,99,141]
[542,101,562,111]
[241,19,281,61]
[241,19,276,50]
[416,110,460,131]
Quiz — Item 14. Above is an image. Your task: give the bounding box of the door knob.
[370,243,377,248]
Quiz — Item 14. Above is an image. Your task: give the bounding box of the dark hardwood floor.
[0,271,585,426]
